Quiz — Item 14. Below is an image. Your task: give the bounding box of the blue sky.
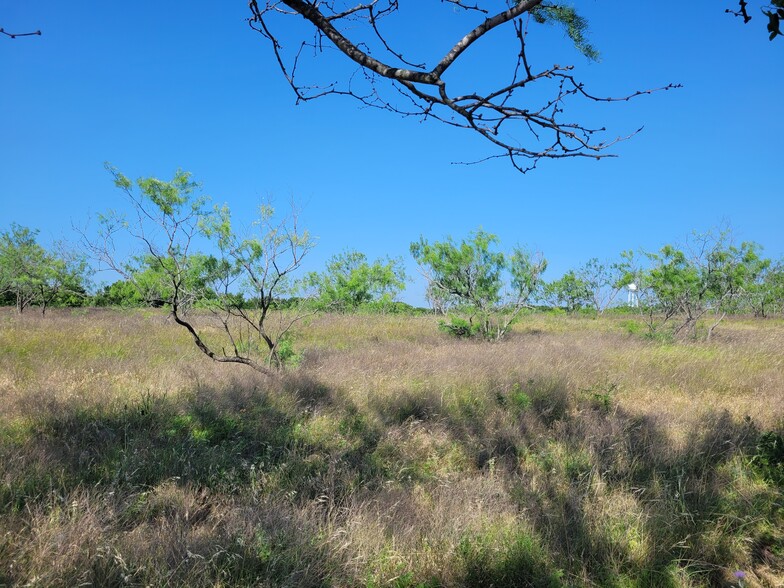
[2,2,782,305]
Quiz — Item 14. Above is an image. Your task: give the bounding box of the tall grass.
[0,308,782,586]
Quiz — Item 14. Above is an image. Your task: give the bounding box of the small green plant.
[580,382,617,413]
[457,526,564,588]
[253,529,274,563]
[642,328,675,344]
[751,431,784,485]
[438,317,477,338]
[503,383,532,413]
[619,319,643,336]
[274,335,302,367]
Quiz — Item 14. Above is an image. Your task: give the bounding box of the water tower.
[626,283,639,307]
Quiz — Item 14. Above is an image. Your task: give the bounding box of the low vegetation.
[1,308,782,587]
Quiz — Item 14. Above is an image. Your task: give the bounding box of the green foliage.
[580,382,617,414]
[273,335,302,368]
[543,270,592,313]
[507,383,532,413]
[574,257,629,314]
[0,223,88,313]
[94,254,219,308]
[438,316,479,338]
[627,232,776,338]
[531,4,599,60]
[93,279,146,307]
[737,257,784,317]
[457,526,564,588]
[306,249,406,312]
[95,165,214,311]
[411,229,546,340]
[751,431,784,485]
[619,319,644,336]
[92,166,316,373]
[411,230,504,310]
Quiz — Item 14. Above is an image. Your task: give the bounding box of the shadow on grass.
[367,376,780,586]
[0,372,383,508]
[0,374,372,586]
[1,373,782,586]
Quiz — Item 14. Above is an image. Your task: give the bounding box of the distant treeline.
[3,221,783,329]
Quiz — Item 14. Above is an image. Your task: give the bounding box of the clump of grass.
[751,430,784,486]
[456,522,564,588]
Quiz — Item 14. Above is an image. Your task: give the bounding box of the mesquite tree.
[0,224,87,314]
[305,249,407,312]
[743,260,784,317]
[543,270,591,313]
[84,165,314,376]
[577,257,629,314]
[630,232,770,339]
[411,229,546,340]
[248,1,780,173]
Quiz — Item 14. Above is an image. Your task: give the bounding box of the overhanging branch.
[0,27,41,39]
[248,0,679,172]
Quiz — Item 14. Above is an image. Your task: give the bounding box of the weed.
[751,430,784,485]
[619,319,644,336]
[438,317,477,338]
[580,382,618,413]
[275,334,303,367]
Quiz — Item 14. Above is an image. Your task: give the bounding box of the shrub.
[438,317,478,338]
[752,431,784,486]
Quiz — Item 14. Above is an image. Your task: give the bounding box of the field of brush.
[1,308,783,587]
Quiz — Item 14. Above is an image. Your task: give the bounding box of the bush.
[438,317,478,338]
[274,335,302,368]
[752,431,784,486]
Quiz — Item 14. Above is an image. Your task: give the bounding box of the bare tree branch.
[726,0,753,23]
[248,0,680,172]
[0,27,41,39]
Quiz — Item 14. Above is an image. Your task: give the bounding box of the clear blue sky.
[2,2,782,305]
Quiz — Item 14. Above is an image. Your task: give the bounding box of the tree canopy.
[411,229,546,340]
[306,250,406,312]
[0,224,87,314]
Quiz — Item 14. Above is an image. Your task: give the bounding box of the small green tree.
[745,260,784,317]
[0,224,44,313]
[543,270,591,313]
[410,229,546,340]
[32,251,88,315]
[306,250,406,312]
[577,257,629,314]
[199,200,316,368]
[0,224,87,314]
[636,232,770,339]
[93,254,217,308]
[93,279,146,307]
[84,165,315,375]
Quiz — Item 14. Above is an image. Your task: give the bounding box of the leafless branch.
[248,0,679,172]
[0,27,41,39]
[726,0,753,23]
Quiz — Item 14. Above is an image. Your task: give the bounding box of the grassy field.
[1,308,783,587]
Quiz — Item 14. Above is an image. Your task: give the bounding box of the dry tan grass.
[1,308,783,587]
